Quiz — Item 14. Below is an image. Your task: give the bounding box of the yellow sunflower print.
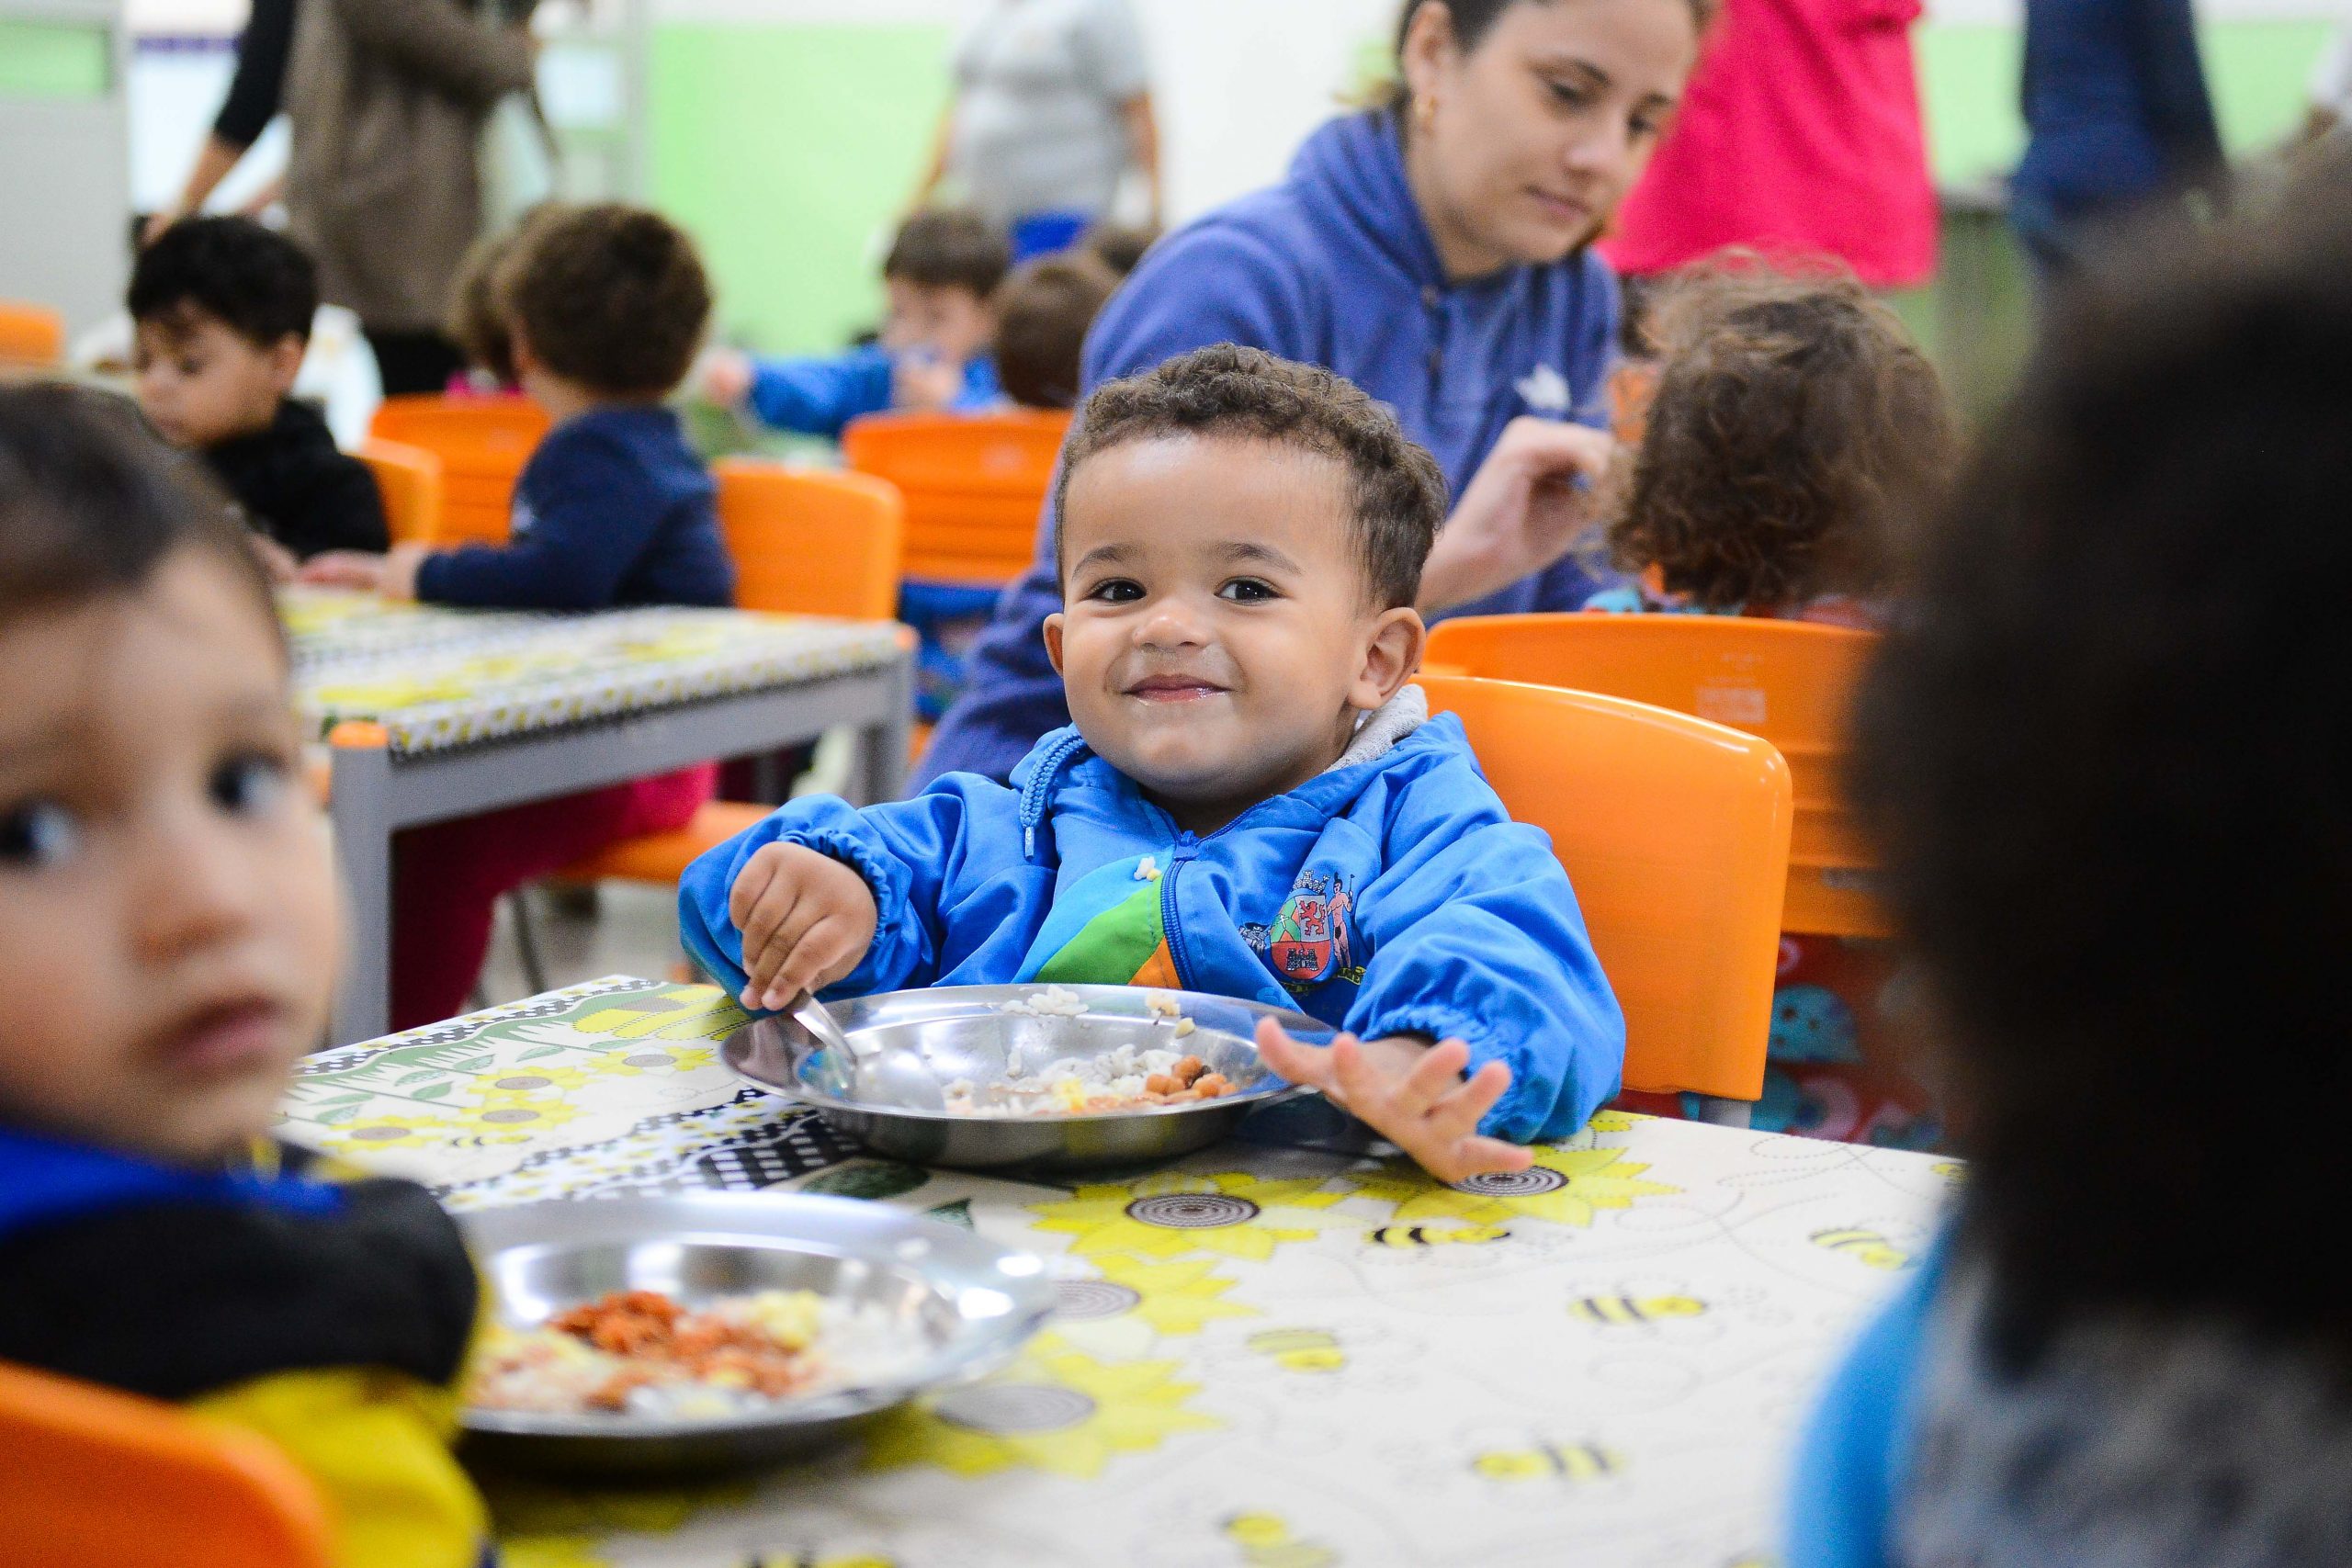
[453,1095,587,1141]
[1346,1145,1678,1228]
[586,1043,718,1077]
[1056,1257,1260,1336]
[468,1065,596,1101]
[1030,1172,1342,1263]
[865,1340,1219,1480]
[314,1111,458,1152]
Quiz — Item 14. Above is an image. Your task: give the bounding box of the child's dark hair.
[447,223,526,387]
[1083,223,1159,278]
[127,216,318,348]
[1056,345,1447,609]
[885,209,1012,299]
[992,255,1119,410]
[1849,187,2352,1371]
[1607,264,1954,611]
[501,203,711,398]
[1383,0,1716,114]
[0,383,276,633]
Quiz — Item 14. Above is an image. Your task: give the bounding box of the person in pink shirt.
[1600,0,1939,289]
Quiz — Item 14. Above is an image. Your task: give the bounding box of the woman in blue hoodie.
[918,0,1710,785]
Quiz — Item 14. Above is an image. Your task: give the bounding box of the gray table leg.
[849,650,914,806]
[328,742,397,1047]
[1692,1096,1754,1130]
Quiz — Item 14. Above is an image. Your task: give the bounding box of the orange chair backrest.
[358,437,445,546]
[368,395,551,547]
[1419,674,1792,1103]
[714,458,905,619]
[0,1360,331,1568]
[1425,613,1883,939]
[840,409,1070,586]
[0,302,65,369]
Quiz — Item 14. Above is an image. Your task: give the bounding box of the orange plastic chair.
[0,301,65,370]
[367,395,550,547]
[840,409,1070,585]
[1425,613,1886,940]
[556,464,909,888]
[1419,674,1792,1119]
[358,437,445,546]
[714,457,905,619]
[0,1360,332,1568]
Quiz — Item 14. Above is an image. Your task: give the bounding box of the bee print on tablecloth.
[1809,1226,1912,1270]
[1473,1439,1624,1484]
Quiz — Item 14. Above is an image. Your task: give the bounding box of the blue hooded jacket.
[679,703,1625,1143]
[746,347,1002,441]
[916,109,1623,786]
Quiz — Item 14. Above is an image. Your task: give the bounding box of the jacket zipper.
[1159,829,1201,991]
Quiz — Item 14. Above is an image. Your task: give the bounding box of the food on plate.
[467,1288,914,1420]
[944,1043,1239,1117]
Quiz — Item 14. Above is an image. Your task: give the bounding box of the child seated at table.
[1583,265,1955,630]
[990,252,1121,412]
[129,216,388,577]
[301,202,733,1028]
[0,384,487,1568]
[304,202,734,611]
[695,208,1011,438]
[681,345,1624,1181]
[1788,200,2352,1565]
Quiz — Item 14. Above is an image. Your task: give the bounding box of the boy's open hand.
[729,844,879,1012]
[298,550,386,592]
[1255,1021,1535,1185]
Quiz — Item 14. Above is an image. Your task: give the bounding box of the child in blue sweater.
[682,345,1623,1181]
[306,203,732,610]
[696,209,1010,440]
[302,204,733,1025]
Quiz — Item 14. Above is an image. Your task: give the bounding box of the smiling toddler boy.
[680,345,1623,1179]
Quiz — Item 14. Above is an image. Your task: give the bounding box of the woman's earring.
[1416,95,1438,130]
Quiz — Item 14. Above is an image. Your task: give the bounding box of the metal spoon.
[790,992,945,1112]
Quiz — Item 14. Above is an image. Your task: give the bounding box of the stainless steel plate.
[458,1192,1054,1475]
[724,984,1333,1173]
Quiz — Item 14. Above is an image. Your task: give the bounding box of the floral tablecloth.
[282,589,904,756]
[286,976,1956,1568]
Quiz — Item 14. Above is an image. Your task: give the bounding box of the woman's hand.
[1255,1021,1535,1185]
[729,844,880,1011]
[1417,417,1615,614]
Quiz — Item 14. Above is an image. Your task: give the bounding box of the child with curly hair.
[1588,265,1955,629]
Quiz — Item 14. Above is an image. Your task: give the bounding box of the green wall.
[0,20,111,98]
[650,18,2338,358]
[650,24,953,358]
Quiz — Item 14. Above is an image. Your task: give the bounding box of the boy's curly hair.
[128,216,317,348]
[1849,177,2352,1370]
[1055,344,1447,610]
[1608,264,1954,611]
[500,203,710,398]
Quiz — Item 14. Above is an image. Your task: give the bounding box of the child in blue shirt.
[301,203,733,1026]
[682,345,1623,1181]
[0,385,487,1568]
[696,209,1011,440]
[307,203,733,611]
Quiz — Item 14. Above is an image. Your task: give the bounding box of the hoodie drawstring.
[1017,731,1091,862]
